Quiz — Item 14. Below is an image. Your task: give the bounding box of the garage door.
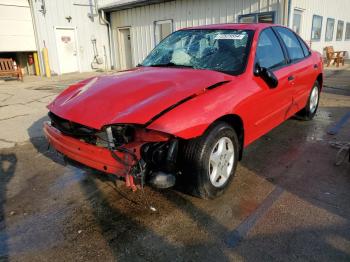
[0,0,36,52]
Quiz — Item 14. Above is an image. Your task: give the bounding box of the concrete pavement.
[0,72,106,148]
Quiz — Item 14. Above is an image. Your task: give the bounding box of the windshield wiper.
[148,62,194,68]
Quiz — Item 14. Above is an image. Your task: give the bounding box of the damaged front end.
[45,112,179,191]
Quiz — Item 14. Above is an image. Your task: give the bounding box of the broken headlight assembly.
[102,124,172,148]
[105,124,136,148]
[102,124,179,189]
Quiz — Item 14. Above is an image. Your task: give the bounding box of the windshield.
[141,29,254,75]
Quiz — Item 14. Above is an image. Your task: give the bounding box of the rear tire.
[181,122,239,199]
[296,81,320,120]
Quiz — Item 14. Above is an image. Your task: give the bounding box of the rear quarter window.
[297,36,311,57]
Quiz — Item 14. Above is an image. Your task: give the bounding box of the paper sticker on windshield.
[215,34,245,40]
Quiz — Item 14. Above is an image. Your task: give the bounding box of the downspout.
[287,0,292,27]
[101,10,115,70]
[29,0,44,76]
[96,0,115,70]
[282,0,291,26]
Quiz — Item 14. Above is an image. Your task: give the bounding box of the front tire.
[182,122,239,199]
[296,81,320,120]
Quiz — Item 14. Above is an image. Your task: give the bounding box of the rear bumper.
[43,121,129,176]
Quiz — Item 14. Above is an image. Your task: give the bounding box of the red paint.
[134,128,171,142]
[44,122,128,174]
[43,121,171,181]
[46,23,323,177]
[48,68,230,129]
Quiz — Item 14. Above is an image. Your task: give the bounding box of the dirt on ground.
[0,68,349,261]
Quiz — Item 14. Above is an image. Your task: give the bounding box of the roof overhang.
[99,0,174,12]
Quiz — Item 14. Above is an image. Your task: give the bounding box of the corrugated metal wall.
[110,0,285,69]
[290,0,350,56]
[32,0,110,75]
[0,0,36,52]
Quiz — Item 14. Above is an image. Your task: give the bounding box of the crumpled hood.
[48,67,231,130]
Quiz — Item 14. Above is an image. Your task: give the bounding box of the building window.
[336,20,344,41]
[154,20,173,45]
[311,15,323,41]
[239,14,255,23]
[325,18,335,41]
[238,11,275,24]
[345,22,350,40]
[292,9,303,34]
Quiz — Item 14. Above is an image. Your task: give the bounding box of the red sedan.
[44,23,323,199]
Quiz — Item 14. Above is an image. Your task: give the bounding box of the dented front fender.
[147,80,244,139]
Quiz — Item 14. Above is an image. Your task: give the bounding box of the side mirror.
[254,63,278,88]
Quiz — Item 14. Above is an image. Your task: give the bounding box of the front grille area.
[48,112,135,148]
[48,112,98,145]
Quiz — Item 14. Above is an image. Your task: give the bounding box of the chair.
[324,46,346,67]
[0,58,23,81]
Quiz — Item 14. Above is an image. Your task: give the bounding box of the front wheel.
[296,81,320,120]
[182,122,239,199]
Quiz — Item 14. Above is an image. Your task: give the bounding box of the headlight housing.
[110,125,136,145]
[102,124,172,149]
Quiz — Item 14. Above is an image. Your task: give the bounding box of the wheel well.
[215,114,244,160]
[316,73,323,90]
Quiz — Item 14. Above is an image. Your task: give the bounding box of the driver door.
[245,28,294,144]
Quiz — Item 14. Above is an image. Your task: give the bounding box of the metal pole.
[42,41,51,78]
[33,52,41,76]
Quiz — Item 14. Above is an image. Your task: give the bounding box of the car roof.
[183,23,274,31]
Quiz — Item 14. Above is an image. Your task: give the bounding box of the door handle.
[288,75,295,81]
[313,64,318,69]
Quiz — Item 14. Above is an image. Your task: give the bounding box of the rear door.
[247,28,293,142]
[273,27,314,113]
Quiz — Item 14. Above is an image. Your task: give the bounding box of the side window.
[336,20,344,41]
[238,12,275,24]
[155,20,173,44]
[275,27,305,61]
[311,15,323,41]
[346,22,350,40]
[325,18,335,41]
[292,9,303,34]
[256,28,286,69]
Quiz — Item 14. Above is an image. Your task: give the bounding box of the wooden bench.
[0,58,23,81]
[324,46,346,67]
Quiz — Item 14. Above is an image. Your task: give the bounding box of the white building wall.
[289,0,350,56]
[110,0,285,69]
[0,0,36,52]
[32,0,111,75]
